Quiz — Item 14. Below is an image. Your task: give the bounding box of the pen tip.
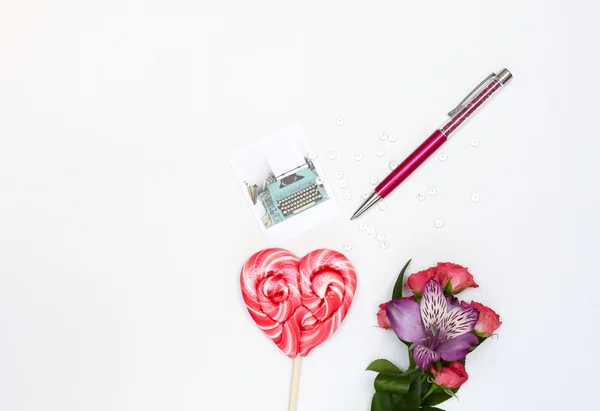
[349,192,381,221]
[349,208,362,220]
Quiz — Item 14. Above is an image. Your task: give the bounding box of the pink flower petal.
[406,267,436,293]
[431,361,469,389]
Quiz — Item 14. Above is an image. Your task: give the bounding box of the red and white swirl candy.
[240,248,357,358]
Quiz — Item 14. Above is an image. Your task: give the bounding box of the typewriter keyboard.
[277,185,322,216]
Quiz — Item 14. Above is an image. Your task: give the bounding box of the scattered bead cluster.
[329,119,483,242]
[355,222,390,249]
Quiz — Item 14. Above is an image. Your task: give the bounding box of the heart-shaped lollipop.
[240,248,357,358]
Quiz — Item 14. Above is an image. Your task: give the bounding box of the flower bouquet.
[368,260,501,411]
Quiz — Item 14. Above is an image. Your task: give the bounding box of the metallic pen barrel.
[350,192,381,220]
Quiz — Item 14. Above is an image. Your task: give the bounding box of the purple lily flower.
[386,279,480,370]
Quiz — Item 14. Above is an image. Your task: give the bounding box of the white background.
[0,1,598,410]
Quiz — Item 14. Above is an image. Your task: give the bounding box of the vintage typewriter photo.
[263,160,327,224]
[230,124,339,242]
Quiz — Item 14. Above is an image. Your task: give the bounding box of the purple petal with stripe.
[446,295,460,309]
[386,299,426,343]
[420,280,446,333]
[440,305,479,339]
[436,332,479,362]
[413,343,440,370]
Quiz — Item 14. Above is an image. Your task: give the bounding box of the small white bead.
[354,152,364,161]
[380,240,390,249]
[335,117,344,126]
[339,179,348,189]
[369,176,379,185]
[417,193,426,201]
[358,223,367,231]
[366,226,376,235]
[327,151,337,160]
[438,153,447,162]
[388,134,397,142]
[389,161,398,170]
[471,193,480,203]
[378,202,387,210]
[379,132,388,141]
[434,219,444,228]
[376,148,385,157]
[343,243,353,251]
[427,187,437,196]
[335,171,344,179]
[343,192,353,201]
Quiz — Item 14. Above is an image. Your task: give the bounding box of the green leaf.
[371,392,408,411]
[392,259,412,300]
[370,371,424,411]
[420,378,432,398]
[442,279,453,296]
[374,373,411,395]
[404,367,419,375]
[420,407,445,411]
[394,405,419,411]
[408,349,417,367]
[371,392,422,411]
[421,388,460,406]
[366,359,403,375]
[396,368,422,410]
[442,387,457,398]
[421,390,452,406]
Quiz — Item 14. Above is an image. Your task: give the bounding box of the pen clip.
[448,72,496,117]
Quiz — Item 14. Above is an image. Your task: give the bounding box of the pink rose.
[406,268,436,293]
[462,301,502,337]
[376,304,391,329]
[430,361,469,389]
[435,262,479,293]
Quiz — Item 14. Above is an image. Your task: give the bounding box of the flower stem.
[421,384,438,402]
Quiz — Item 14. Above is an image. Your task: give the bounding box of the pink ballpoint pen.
[351,68,513,220]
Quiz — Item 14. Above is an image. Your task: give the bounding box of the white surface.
[0,1,598,410]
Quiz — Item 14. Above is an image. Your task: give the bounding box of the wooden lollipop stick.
[288,355,301,411]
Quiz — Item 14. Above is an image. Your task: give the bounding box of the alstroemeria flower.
[386,280,480,370]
